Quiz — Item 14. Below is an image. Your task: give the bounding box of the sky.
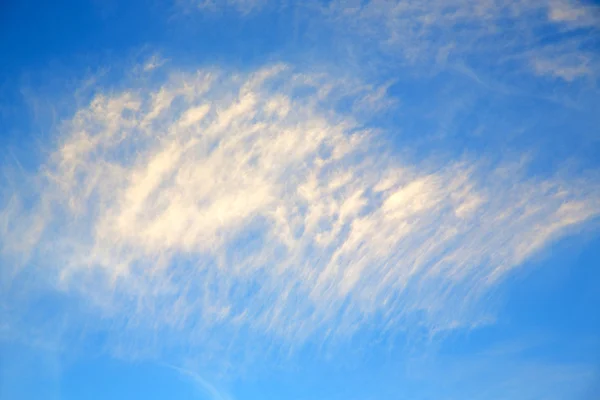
[1,0,600,399]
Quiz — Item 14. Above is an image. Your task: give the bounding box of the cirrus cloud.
[1,62,599,362]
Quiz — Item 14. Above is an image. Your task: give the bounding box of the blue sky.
[1,0,600,399]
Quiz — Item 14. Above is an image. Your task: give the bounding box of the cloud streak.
[1,63,599,362]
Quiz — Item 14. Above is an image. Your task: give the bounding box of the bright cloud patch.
[1,64,599,356]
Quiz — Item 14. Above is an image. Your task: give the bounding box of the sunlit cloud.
[1,62,598,364]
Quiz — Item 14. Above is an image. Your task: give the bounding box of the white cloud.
[1,63,599,359]
[548,0,600,28]
[531,48,594,82]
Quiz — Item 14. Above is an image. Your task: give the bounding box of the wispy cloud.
[142,54,169,72]
[532,55,592,82]
[192,0,599,84]
[166,364,233,400]
[194,0,270,14]
[1,62,598,363]
[335,0,599,79]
